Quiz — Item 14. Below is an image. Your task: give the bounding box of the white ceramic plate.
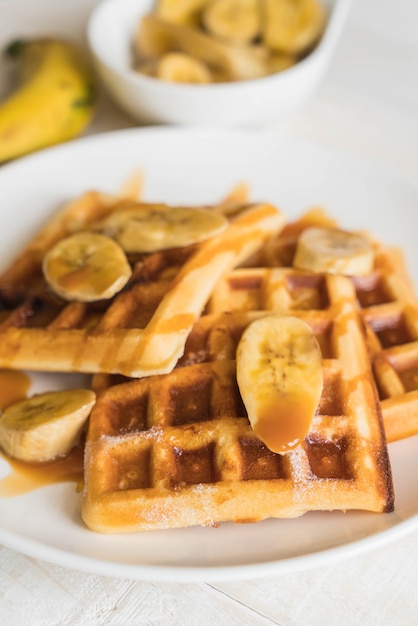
[0,127,417,582]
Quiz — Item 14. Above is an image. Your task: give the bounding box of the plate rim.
[0,509,417,582]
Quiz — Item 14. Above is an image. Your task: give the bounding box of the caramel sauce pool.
[0,370,83,496]
[0,443,83,497]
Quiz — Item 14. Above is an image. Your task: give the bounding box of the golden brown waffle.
[82,270,394,533]
[357,246,418,443]
[0,191,284,377]
[209,208,418,444]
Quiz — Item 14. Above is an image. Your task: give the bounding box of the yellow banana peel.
[0,38,96,164]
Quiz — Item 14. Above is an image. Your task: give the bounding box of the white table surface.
[1,1,418,624]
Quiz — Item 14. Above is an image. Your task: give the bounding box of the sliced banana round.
[0,389,96,462]
[262,0,326,56]
[293,226,375,276]
[236,315,323,454]
[155,0,208,25]
[98,204,228,253]
[156,52,213,83]
[43,232,132,302]
[202,0,261,44]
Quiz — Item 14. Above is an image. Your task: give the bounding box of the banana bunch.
[237,315,323,454]
[0,38,96,164]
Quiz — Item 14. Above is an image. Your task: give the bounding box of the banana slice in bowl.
[156,52,213,83]
[202,0,261,44]
[262,0,327,56]
[155,0,208,25]
[43,232,132,302]
[0,389,96,462]
[236,315,323,454]
[293,226,375,276]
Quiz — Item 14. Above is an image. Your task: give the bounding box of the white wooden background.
[0,0,418,624]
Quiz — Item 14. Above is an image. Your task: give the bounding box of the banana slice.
[43,232,132,302]
[97,204,228,253]
[135,15,268,82]
[155,0,208,25]
[293,226,375,276]
[156,52,213,83]
[0,389,96,462]
[202,0,261,44]
[236,315,323,454]
[262,0,326,56]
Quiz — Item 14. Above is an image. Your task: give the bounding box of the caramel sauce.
[0,369,31,410]
[157,313,196,334]
[118,168,143,200]
[0,442,83,497]
[57,264,96,290]
[254,391,315,454]
[172,205,278,285]
[191,230,258,271]
[234,204,276,227]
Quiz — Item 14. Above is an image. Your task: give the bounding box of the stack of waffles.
[2,185,418,533]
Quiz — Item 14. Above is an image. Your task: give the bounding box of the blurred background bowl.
[87,0,351,127]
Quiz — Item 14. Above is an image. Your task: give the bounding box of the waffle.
[0,191,284,378]
[358,246,418,443]
[82,266,394,532]
[217,208,418,444]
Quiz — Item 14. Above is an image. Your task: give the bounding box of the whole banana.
[0,38,96,164]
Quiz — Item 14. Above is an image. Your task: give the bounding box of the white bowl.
[87,0,351,127]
